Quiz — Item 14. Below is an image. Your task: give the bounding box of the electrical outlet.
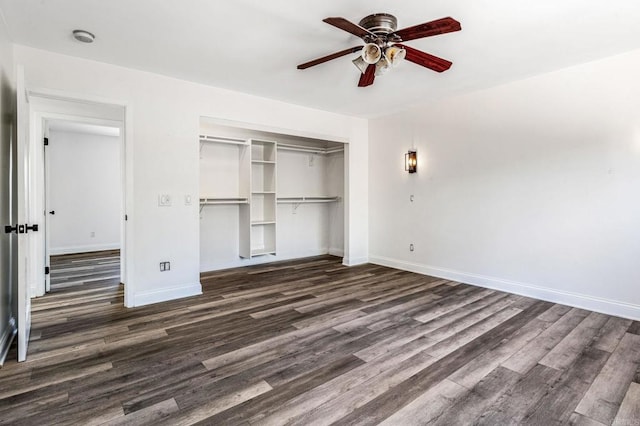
[159,261,171,271]
[409,244,415,252]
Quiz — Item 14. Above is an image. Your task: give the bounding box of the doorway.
[44,119,123,293]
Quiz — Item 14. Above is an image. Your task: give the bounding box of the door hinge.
[44,137,49,146]
[45,266,50,275]
[125,214,128,221]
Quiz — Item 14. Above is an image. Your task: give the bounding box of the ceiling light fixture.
[298,13,461,88]
[72,30,95,43]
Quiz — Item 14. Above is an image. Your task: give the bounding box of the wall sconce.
[405,149,417,173]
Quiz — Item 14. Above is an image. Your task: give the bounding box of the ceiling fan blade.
[297,46,363,70]
[323,17,376,40]
[358,64,376,87]
[392,17,461,42]
[396,44,452,72]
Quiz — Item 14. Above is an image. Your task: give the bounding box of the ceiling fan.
[297,13,461,87]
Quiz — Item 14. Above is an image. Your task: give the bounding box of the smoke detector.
[72,30,95,43]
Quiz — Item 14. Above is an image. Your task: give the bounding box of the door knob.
[49,210,55,215]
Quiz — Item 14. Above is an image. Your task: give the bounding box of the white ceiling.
[2,0,640,118]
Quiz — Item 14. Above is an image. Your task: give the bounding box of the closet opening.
[198,118,346,272]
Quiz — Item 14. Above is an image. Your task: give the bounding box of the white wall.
[15,45,369,306]
[0,8,16,364]
[48,129,121,255]
[369,48,640,320]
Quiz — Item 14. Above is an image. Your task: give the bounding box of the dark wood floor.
[0,253,639,425]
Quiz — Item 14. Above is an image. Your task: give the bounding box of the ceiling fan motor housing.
[359,13,398,38]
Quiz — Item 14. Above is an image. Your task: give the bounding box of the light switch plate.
[158,194,171,206]
[185,195,192,205]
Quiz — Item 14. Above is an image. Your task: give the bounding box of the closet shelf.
[199,135,248,146]
[252,191,276,195]
[277,143,344,155]
[199,197,249,205]
[252,160,276,164]
[277,196,341,204]
[251,221,276,226]
[251,249,276,256]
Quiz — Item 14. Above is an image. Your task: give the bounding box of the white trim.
[369,255,640,321]
[50,243,121,256]
[0,318,17,366]
[342,256,369,266]
[133,282,202,307]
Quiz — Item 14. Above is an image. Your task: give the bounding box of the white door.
[16,65,33,362]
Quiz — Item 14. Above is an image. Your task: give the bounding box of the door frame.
[27,87,134,307]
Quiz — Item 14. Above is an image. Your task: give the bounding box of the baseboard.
[0,318,17,367]
[51,243,120,256]
[343,255,369,266]
[133,282,202,307]
[369,255,640,321]
[200,248,340,273]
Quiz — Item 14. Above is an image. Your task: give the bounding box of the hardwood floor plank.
[378,379,467,425]
[105,398,179,425]
[159,380,272,426]
[430,366,522,425]
[539,311,609,371]
[447,317,551,389]
[593,317,633,353]
[474,363,562,425]
[522,346,611,425]
[612,382,640,426]
[575,332,640,424]
[501,307,591,374]
[569,412,608,426]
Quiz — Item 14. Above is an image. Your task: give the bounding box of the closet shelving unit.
[200,131,345,264]
[250,139,277,257]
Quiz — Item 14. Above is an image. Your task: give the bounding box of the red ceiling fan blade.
[392,17,461,42]
[358,64,376,87]
[297,46,363,69]
[396,44,452,72]
[323,17,376,40]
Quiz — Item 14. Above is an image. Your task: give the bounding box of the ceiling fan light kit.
[297,13,461,87]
